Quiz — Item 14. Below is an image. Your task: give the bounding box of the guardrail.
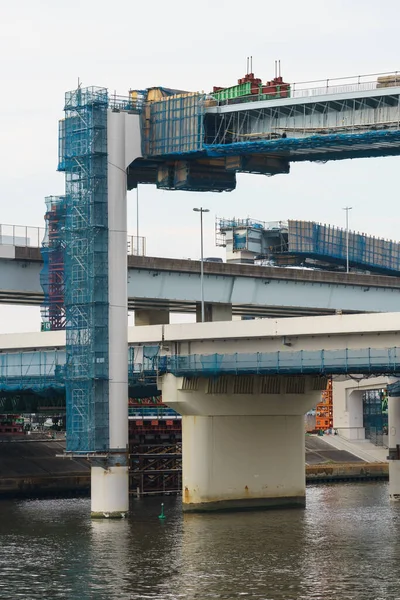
[0,225,45,248]
[214,70,400,106]
[158,347,400,377]
[0,225,146,256]
[127,235,146,256]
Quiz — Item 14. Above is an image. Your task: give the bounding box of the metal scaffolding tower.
[59,87,109,453]
[40,195,66,331]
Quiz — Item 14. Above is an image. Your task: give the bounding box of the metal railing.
[127,235,146,256]
[290,70,400,99]
[0,225,146,256]
[159,347,400,377]
[0,224,45,248]
[109,93,145,113]
[214,70,400,106]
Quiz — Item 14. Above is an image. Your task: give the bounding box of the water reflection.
[0,485,400,599]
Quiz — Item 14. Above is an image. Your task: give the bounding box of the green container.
[213,82,251,101]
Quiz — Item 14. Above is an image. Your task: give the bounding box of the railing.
[290,71,400,99]
[214,70,400,106]
[0,224,146,256]
[128,407,180,419]
[109,92,145,113]
[158,347,400,377]
[127,235,146,256]
[0,224,45,248]
[369,427,389,448]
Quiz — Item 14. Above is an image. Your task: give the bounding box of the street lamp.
[193,207,210,322]
[136,185,139,255]
[342,206,353,273]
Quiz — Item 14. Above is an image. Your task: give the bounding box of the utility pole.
[342,206,352,273]
[136,185,139,255]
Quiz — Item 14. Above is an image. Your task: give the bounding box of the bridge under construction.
[7,68,400,517]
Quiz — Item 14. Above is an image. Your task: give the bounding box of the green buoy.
[158,502,166,520]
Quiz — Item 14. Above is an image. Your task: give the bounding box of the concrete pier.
[161,373,323,511]
[388,394,400,501]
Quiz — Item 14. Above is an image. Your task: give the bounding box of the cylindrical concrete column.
[389,395,400,501]
[91,466,129,518]
[107,110,128,453]
[90,109,129,518]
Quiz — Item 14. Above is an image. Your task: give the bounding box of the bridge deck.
[4,249,400,316]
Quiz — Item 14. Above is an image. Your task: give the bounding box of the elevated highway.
[4,245,400,318]
[128,73,400,192]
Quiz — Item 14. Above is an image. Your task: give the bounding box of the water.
[1,483,400,599]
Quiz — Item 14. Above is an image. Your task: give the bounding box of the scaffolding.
[315,379,333,431]
[60,86,109,453]
[288,220,400,274]
[0,350,65,393]
[141,93,205,157]
[40,196,66,331]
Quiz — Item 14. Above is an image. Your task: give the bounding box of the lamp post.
[136,185,139,255]
[193,207,210,322]
[343,206,352,273]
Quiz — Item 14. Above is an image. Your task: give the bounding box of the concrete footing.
[90,465,129,518]
[182,496,305,512]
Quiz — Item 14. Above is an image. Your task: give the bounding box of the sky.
[1,0,400,332]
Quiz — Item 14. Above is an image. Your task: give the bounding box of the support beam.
[196,302,232,322]
[135,309,170,326]
[160,373,322,512]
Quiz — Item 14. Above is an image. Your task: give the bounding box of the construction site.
[2,67,400,501]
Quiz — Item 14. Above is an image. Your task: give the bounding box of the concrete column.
[196,302,232,322]
[160,373,322,512]
[182,413,306,511]
[135,309,170,326]
[91,465,129,518]
[389,395,400,501]
[333,380,365,440]
[90,110,129,518]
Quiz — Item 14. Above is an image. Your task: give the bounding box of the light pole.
[136,185,139,255]
[193,207,210,322]
[343,206,352,273]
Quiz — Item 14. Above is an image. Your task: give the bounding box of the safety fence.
[159,347,400,377]
[2,346,400,395]
[0,224,45,247]
[289,220,400,274]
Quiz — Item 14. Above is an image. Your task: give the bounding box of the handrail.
[214,69,400,106]
[0,224,146,256]
[0,224,45,248]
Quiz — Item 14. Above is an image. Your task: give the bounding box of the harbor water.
[1,482,400,599]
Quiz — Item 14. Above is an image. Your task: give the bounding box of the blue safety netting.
[161,347,400,377]
[3,346,400,396]
[203,129,400,159]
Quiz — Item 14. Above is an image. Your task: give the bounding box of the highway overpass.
[3,245,400,318]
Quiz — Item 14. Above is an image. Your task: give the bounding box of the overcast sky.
[2,0,400,332]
